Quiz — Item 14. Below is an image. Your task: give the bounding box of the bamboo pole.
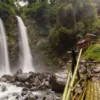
[72,73,88,91]
[85,81,91,100]
[79,82,87,100]
[97,83,100,99]
[90,82,94,100]
[71,92,78,100]
[65,49,82,100]
[62,69,71,100]
[72,78,87,100]
[94,82,98,100]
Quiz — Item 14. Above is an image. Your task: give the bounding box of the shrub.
[84,44,100,61]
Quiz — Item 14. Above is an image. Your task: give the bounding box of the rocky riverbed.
[0,70,63,100]
[0,63,100,100]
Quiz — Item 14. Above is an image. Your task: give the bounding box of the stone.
[0,85,7,92]
[30,86,39,91]
[0,77,8,82]
[21,91,27,96]
[2,75,14,82]
[79,66,87,74]
[16,73,33,82]
[43,92,61,100]
[22,88,28,92]
[25,82,32,88]
[16,69,22,74]
[15,82,24,87]
[25,93,38,100]
[49,72,67,92]
[92,66,100,73]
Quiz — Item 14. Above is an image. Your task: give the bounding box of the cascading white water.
[0,18,11,75]
[16,16,34,72]
[0,82,22,100]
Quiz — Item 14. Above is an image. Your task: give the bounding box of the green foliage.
[0,0,17,39]
[0,2,15,20]
[58,4,73,28]
[27,1,49,27]
[49,26,75,54]
[0,0,19,63]
[76,21,85,39]
[39,41,59,65]
[48,5,59,26]
[84,44,100,61]
[25,0,100,61]
[0,0,100,65]
[0,0,16,34]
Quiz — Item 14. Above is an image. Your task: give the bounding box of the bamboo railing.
[62,49,82,100]
[85,81,100,100]
[62,48,100,100]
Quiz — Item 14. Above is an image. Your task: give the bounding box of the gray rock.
[79,66,87,74]
[0,85,7,92]
[16,73,33,82]
[16,69,22,74]
[1,75,15,82]
[49,72,67,92]
[25,93,38,100]
[25,82,32,88]
[43,92,61,100]
[92,66,100,73]
[15,82,24,87]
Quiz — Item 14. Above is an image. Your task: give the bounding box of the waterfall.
[0,18,11,75]
[16,16,34,72]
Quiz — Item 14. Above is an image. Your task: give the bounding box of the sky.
[15,0,28,7]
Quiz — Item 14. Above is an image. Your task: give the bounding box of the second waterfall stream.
[16,16,34,72]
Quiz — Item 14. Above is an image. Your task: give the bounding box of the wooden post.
[65,49,82,100]
[71,49,77,75]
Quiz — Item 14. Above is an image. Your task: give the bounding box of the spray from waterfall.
[0,18,11,75]
[16,16,34,72]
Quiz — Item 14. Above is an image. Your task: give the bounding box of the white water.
[0,19,11,75]
[0,82,46,100]
[0,82,22,100]
[16,16,34,72]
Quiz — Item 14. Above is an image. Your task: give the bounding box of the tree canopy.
[0,0,100,64]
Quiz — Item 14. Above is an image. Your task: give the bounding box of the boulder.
[21,88,29,96]
[49,72,67,92]
[43,91,61,100]
[16,73,33,82]
[25,92,38,100]
[15,82,25,87]
[16,69,22,74]
[1,75,15,82]
[25,82,32,88]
